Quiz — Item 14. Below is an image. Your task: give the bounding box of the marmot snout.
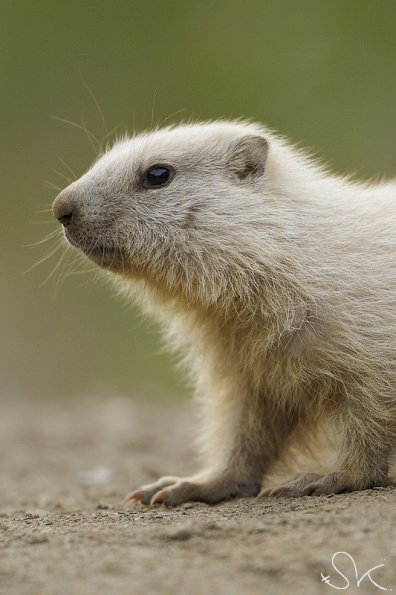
[53,120,396,505]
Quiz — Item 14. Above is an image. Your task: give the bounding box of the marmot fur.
[52,120,396,505]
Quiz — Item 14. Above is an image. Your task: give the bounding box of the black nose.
[58,212,73,227]
[52,188,77,227]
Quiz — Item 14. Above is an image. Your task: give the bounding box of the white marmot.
[52,120,396,505]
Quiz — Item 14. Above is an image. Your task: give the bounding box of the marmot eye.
[142,165,173,188]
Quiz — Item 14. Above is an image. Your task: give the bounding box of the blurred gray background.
[2,0,396,400]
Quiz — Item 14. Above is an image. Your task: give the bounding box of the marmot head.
[52,121,271,304]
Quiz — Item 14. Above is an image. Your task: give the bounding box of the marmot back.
[52,120,396,505]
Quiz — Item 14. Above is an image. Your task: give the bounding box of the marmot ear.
[228,135,269,181]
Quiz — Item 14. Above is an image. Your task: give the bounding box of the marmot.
[52,120,396,505]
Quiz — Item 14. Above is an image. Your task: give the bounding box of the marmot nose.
[58,212,73,227]
[52,189,77,227]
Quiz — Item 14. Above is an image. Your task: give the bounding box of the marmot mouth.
[65,231,112,256]
[65,232,119,266]
[80,243,118,264]
[85,245,127,272]
[86,245,113,259]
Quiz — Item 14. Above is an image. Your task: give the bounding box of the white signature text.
[321,551,391,591]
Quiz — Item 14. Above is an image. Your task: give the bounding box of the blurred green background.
[2,0,396,400]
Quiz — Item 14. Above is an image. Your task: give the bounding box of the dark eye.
[142,165,173,188]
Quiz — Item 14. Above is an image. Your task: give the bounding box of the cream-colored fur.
[52,120,396,504]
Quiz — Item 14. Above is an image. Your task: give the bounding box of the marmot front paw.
[124,474,261,506]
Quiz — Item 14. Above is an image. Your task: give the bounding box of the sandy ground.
[0,393,395,595]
